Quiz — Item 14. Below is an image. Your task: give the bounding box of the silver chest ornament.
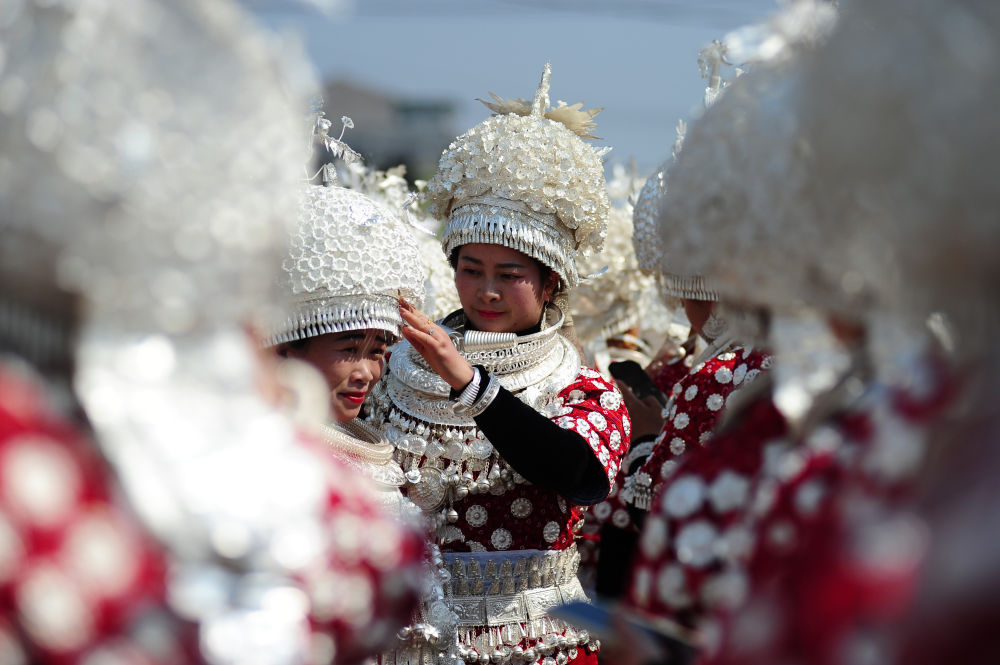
[367,306,581,540]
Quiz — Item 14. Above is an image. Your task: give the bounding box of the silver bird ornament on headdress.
[268,109,427,346]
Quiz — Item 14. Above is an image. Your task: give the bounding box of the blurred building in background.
[323,78,457,181]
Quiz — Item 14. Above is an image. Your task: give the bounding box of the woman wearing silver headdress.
[269,132,428,512]
[366,65,631,665]
[268,140,471,664]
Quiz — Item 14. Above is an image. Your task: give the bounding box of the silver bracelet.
[456,367,481,408]
[463,372,500,418]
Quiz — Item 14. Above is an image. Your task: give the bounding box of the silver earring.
[701,312,729,340]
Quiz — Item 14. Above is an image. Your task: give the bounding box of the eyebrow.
[458,256,527,270]
[336,332,389,344]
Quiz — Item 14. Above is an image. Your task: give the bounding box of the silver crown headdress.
[427,63,610,288]
[269,113,426,345]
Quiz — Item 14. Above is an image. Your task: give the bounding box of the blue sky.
[252,0,779,175]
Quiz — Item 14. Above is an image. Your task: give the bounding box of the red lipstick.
[340,392,366,405]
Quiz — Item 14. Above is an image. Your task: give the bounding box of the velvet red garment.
[443,368,630,554]
[637,346,772,504]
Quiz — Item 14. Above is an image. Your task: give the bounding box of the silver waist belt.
[444,547,588,628]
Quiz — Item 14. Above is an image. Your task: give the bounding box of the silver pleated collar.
[378,305,580,428]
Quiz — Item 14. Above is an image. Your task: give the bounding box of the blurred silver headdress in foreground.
[651,0,839,311]
[5,4,307,335]
[1,1,334,663]
[797,0,1000,327]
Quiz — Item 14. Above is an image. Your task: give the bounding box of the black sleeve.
[472,385,610,505]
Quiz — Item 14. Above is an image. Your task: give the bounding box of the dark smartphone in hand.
[609,360,667,406]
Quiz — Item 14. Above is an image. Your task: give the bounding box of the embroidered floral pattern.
[626,345,771,508]
[599,390,622,411]
[663,475,706,518]
[542,521,561,543]
[427,369,629,557]
[625,396,786,624]
[587,411,607,431]
[714,367,733,384]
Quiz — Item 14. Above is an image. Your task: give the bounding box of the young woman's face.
[283,329,388,422]
[455,243,556,333]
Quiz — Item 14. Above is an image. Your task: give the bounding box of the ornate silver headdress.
[426,63,610,288]
[651,0,839,310]
[632,156,719,301]
[338,161,461,321]
[269,117,427,345]
[797,0,998,324]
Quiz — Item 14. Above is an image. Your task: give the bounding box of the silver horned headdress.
[427,63,610,288]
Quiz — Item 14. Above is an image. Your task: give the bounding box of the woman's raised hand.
[399,298,476,391]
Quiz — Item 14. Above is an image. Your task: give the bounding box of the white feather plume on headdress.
[476,63,603,140]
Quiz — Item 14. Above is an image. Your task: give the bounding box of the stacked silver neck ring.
[366,305,581,537]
